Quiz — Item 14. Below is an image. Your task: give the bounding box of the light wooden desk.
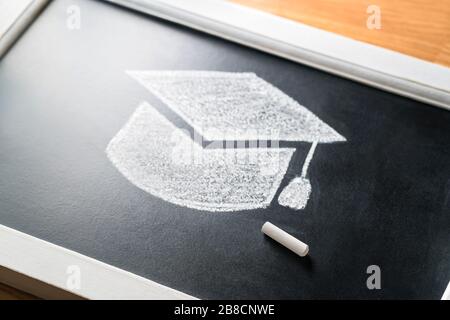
[0,283,38,300]
[232,0,450,67]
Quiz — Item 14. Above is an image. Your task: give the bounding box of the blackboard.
[0,0,449,299]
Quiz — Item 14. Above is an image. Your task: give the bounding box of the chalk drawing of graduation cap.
[106,71,346,212]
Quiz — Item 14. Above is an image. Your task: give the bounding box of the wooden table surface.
[231,0,450,67]
[0,283,38,300]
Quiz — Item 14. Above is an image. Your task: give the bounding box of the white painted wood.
[104,0,450,110]
[0,0,49,59]
[0,224,196,300]
[0,0,33,37]
[442,281,450,300]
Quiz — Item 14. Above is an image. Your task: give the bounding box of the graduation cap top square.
[127,71,346,143]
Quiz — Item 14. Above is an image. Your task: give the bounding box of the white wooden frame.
[0,225,196,299]
[0,0,50,58]
[105,0,450,110]
[442,282,450,300]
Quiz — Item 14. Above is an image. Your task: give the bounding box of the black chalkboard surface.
[0,0,449,299]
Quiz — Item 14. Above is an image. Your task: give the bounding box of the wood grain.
[231,0,450,67]
[0,283,38,300]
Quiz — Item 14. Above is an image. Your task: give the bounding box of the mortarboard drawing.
[106,71,346,212]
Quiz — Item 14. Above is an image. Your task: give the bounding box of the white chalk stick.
[261,222,309,257]
[442,281,450,300]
